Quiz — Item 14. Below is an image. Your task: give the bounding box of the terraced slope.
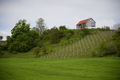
[42,31,114,58]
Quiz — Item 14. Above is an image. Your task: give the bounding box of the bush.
[50,27,64,44]
[112,30,120,57]
[92,30,120,57]
[0,45,5,57]
[81,28,90,36]
[99,41,116,57]
[0,51,4,57]
[59,25,67,31]
[0,49,4,57]
[104,26,110,30]
[7,20,40,52]
[65,30,74,40]
[37,41,44,48]
[7,31,39,52]
[40,47,47,56]
[12,51,17,54]
[91,40,117,57]
[33,47,40,57]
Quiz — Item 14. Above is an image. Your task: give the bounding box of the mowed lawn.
[0,58,120,80]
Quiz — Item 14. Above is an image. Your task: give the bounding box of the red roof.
[76,18,90,26]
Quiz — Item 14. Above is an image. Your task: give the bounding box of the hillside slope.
[42,31,114,58]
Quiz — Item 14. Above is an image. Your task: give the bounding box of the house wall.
[76,25,81,29]
[86,18,96,28]
[76,23,86,29]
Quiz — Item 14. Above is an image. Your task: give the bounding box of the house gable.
[86,18,96,27]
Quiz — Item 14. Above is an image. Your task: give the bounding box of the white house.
[76,18,96,29]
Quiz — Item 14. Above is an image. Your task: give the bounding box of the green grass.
[0,57,120,80]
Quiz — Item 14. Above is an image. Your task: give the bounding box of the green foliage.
[0,46,4,57]
[31,27,39,33]
[7,20,39,52]
[0,51,4,57]
[112,30,120,56]
[36,18,46,36]
[65,30,74,40]
[96,26,110,31]
[94,41,116,57]
[104,26,110,30]
[11,19,30,38]
[59,25,67,31]
[33,47,40,57]
[40,47,47,56]
[92,30,120,57]
[8,31,39,52]
[81,28,90,36]
[42,31,114,58]
[50,27,64,44]
[0,36,3,40]
[37,41,44,48]
[42,29,51,41]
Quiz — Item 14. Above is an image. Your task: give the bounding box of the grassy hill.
[41,31,114,58]
[1,30,114,58]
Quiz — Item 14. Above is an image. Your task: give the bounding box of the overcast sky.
[0,0,120,40]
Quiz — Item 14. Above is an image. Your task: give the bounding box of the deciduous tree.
[36,18,46,36]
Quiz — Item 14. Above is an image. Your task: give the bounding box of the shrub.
[92,30,120,57]
[37,41,44,48]
[65,30,74,40]
[81,28,90,36]
[33,47,40,57]
[7,20,40,52]
[12,51,17,54]
[7,31,39,52]
[59,25,67,31]
[0,36,3,41]
[40,47,47,56]
[99,41,116,57]
[0,46,4,57]
[112,30,120,57]
[50,27,64,44]
[104,26,110,30]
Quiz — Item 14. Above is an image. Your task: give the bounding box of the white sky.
[0,0,120,40]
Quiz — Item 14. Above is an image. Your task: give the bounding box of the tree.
[0,36,3,56]
[31,27,39,33]
[59,25,67,31]
[50,27,64,44]
[33,47,40,57]
[36,18,46,36]
[7,19,39,52]
[11,19,30,38]
[104,26,110,30]
[112,30,120,56]
[0,36,3,41]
